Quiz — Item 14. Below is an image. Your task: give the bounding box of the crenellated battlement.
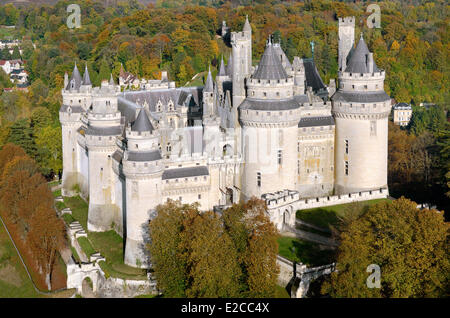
[338,16,355,25]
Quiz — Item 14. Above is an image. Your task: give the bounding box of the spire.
[243,15,251,32]
[218,55,226,76]
[119,63,126,78]
[66,62,82,90]
[82,63,91,86]
[252,39,288,80]
[204,65,214,92]
[345,35,379,73]
[131,108,154,132]
[109,73,115,85]
[226,52,233,76]
[64,72,68,89]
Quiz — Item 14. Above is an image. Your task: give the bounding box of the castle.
[60,16,391,268]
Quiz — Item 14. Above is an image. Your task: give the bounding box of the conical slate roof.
[204,66,214,92]
[66,63,82,90]
[218,56,226,76]
[131,108,154,132]
[345,35,379,74]
[82,64,91,86]
[109,73,115,85]
[252,40,288,80]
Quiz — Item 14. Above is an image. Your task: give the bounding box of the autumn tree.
[322,197,450,298]
[148,199,191,297]
[28,206,66,290]
[181,210,242,298]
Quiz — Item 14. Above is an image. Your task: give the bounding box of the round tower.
[86,80,122,232]
[332,34,391,194]
[240,39,300,200]
[60,63,92,196]
[122,108,163,268]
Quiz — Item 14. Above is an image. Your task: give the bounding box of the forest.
[0,0,448,211]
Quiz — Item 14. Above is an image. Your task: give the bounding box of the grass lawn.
[55,201,66,211]
[88,231,147,280]
[63,196,88,229]
[274,284,290,298]
[296,198,391,229]
[52,189,62,198]
[77,237,95,257]
[62,213,75,225]
[0,220,41,298]
[277,236,335,267]
[70,247,80,263]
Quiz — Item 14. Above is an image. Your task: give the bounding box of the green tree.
[7,119,36,159]
[322,198,449,297]
[35,125,62,175]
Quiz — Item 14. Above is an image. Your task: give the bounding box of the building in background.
[393,103,412,126]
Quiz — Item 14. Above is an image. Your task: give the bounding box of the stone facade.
[60,16,390,268]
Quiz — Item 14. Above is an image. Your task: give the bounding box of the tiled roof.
[126,150,161,162]
[85,125,122,136]
[131,108,154,132]
[252,42,288,80]
[162,166,209,180]
[345,35,380,74]
[303,58,326,92]
[298,116,335,128]
[239,98,300,111]
[332,91,390,103]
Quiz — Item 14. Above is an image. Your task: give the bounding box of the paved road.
[282,225,338,247]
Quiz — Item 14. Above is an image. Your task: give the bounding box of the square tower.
[338,17,355,72]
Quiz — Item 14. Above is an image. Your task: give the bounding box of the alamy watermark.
[367,4,381,29]
[67,4,81,29]
[366,264,381,288]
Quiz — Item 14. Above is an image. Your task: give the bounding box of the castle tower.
[292,56,305,95]
[86,79,123,232]
[215,55,229,95]
[332,33,391,194]
[338,17,355,72]
[240,39,300,200]
[202,66,214,118]
[60,63,90,196]
[231,15,252,108]
[122,108,163,268]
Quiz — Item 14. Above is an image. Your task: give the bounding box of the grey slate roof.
[298,116,335,128]
[109,73,115,85]
[60,104,84,113]
[218,56,227,76]
[66,63,82,90]
[85,125,122,136]
[252,42,288,80]
[82,64,91,86]
[162,166,209,180]
[293,94,310,105]
[204,66,214,92]
[332,91,390,103]
[273,44,292,69]
[131,108,154,132]
[127,150,161,162]
[303,58,326,92]
[239,98,300,111]
[345,35,380,74]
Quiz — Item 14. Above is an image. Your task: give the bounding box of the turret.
[338,16,355,72]
[86,79,123,233]
[230,15,252,108]
[202,66,214,119]
[122,108,163,268]
[332,33,391,194]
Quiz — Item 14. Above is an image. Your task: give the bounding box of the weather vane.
[310,41,315,57]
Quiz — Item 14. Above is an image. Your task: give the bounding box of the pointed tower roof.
[345,34,379,73]
[109,73,115,85]
[226,52,233,76]
[204,65,214,92]
[119,63,126,78]
[66,62,82,90]
[218,56,226,76]
[252,38,288,80]
[82,64,91,86]
[131,108,154,132]
[243,15,251,32]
